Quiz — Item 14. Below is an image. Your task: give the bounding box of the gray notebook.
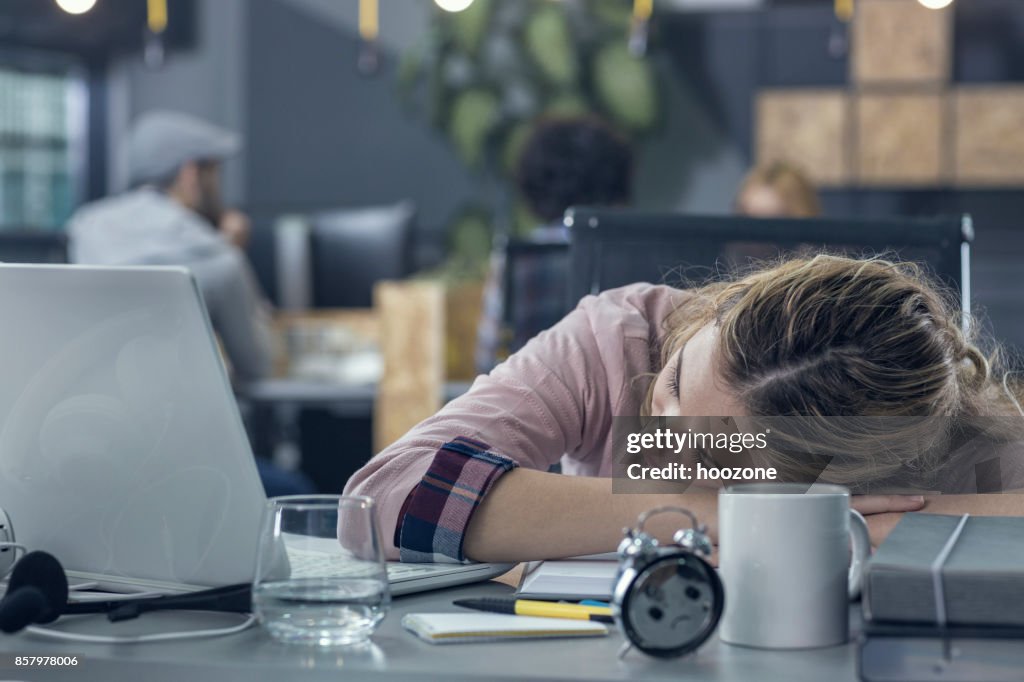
[864,513,1024,627]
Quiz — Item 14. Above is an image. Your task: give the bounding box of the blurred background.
[1,0,1022,493]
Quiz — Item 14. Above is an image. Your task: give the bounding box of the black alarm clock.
[611,506,724,659]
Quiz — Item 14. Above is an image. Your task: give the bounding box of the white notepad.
[401,613,608,644]
[516,560,619,601]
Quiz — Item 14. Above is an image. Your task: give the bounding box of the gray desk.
[237,380,473,416]
[0,579,859,682]
[235,380,474,484]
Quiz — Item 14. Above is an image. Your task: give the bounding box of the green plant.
[401,0,662,275]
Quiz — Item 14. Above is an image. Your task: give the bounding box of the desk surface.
[0,577,859,682]
[236,380,472,413]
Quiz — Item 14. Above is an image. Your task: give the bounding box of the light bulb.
[55,0,98,14]
[434,0,475,12]
[917,0,954,9]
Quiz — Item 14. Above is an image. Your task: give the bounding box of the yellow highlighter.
[453,598,614,624]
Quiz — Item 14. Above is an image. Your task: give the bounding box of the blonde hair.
[649,255,1020,490]
[736,161,820,218]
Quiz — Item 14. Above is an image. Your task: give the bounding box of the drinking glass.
[252,495,390,646]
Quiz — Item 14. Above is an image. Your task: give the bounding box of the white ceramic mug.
[718,483,870,649]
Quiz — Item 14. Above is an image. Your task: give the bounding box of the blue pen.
[580,600,610,608]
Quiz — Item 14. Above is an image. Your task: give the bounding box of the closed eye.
[667,356,681,399]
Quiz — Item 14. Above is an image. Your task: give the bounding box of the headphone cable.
[25,614,257,644]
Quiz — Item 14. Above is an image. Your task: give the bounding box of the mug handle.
[847,509,870,600]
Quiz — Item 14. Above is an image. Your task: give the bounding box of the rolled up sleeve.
[396,437,517,563]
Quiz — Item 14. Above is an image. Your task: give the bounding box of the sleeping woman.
[345,255,1024,562]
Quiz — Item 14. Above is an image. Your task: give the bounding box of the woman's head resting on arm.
[646,254,1020,489]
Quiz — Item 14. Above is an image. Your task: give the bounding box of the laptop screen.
[0,265,267,590]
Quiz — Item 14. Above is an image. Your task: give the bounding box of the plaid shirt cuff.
[396,437,518,563]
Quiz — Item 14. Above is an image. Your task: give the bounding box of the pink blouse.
[343,283,685,561]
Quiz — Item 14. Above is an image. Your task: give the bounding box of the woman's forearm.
[462,470,941,562]
[463,468,718,563]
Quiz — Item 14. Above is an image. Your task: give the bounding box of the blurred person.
[69,110,272,383]
[69,111,313,497]
[734,160,820,218]
[475,116,634,372]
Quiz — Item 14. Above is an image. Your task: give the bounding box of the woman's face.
[650,325,750,489]
[650,324,747,418]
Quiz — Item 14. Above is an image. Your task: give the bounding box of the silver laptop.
[0,264,510,595]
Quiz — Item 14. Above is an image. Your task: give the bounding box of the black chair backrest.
[567,208,973,328]
[0,231,68,264]
[503,239,570,352]
[309,202,415,308]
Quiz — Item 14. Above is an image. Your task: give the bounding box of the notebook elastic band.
[929,513,970,627]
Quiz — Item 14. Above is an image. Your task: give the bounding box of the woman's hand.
[851,495,925,548]
[863,513,905,548]
[851,494,925,516]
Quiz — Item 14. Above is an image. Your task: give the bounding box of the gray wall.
[106,0,247,203]
[244,0,483,296]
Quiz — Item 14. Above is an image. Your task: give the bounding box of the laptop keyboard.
[287,547,469,582]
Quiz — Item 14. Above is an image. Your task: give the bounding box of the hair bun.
[959,345,990,388]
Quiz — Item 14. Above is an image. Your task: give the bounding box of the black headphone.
[0,551,252,634]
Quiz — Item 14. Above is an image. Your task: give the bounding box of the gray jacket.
[68,187,273,382]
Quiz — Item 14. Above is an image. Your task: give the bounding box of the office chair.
[0,231,69,264]
[566,208,973,330]
[502,239,570,354]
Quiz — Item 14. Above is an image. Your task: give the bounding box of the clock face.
[621,554,723,657]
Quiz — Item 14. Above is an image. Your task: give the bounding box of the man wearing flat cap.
[69,110,273,382]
